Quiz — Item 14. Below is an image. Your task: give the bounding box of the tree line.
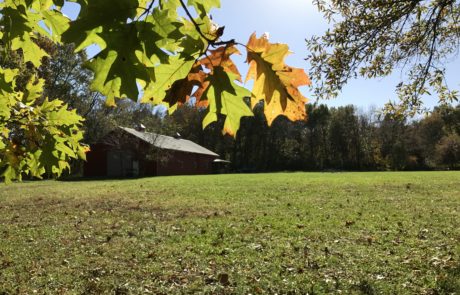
[82,93,460,173]
[159,102,460,172]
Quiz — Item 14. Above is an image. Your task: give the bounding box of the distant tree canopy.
[308,0,460,116]
[164,103,460,172]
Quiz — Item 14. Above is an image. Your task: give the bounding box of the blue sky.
[62,0,460,111]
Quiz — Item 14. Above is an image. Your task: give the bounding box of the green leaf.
[55,142,77,159]
[187,0,220,17]
[46,104,83,126]
[160,0,181,11]
[136,0,152,16]
[0,69,18,120]
[141,55,195,104]
[1,6,49,67]
[26,150,46,178]
[203,67,253,136]
[178,31,206,58]
[202,111,218,129]
[12,34,48,67]
[24,78,45,102]
[85,24,152,105]
[31,0,54,11]
[42,10,70,42]
[143,7,182,52]
[136,21,171,65]
[1,166,16,184]
[62,0,138,50]
[0,68,18,86]
[0,99,12,119]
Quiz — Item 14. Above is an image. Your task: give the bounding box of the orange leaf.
[192,79,210,108]
[199,45,242,81]
[163,64,209,108]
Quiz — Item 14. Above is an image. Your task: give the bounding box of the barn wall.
[83,144,108,177]
[157,151,215,176]
[107,150,137,177]
[141,159,157,177]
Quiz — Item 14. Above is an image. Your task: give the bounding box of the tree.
[436,104,460,135]
[375,114,409,170]
[304,104,330,169]
[417,111,446,166]
[0,0,311,182]
[307,0,460,116]
[327,106,362,169]
[435,133,460,168]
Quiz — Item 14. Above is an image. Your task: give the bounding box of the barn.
[83,126,219,178]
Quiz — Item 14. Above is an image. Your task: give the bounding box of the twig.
[137,0,156,21]
[178,0,235,48]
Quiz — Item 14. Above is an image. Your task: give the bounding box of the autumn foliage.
[246,33,311,125]
[0,0,310,182]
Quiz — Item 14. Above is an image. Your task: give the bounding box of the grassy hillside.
[1,172,459,294]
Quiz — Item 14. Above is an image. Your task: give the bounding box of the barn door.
[107,150,133,177]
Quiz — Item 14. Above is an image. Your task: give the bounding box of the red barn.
[83,127,219,177]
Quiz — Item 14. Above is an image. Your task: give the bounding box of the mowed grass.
[0,172,459,294]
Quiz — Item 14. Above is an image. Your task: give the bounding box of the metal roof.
[119,127,219,157]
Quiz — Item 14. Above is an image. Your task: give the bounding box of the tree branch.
[178,0,235,47]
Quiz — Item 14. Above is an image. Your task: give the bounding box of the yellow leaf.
[246,33,311,125]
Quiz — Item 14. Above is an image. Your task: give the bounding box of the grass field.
[0,172,459,294]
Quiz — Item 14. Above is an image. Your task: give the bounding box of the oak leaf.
[85,24,152,106]
[187,0,220,18]
[245,33,311,125]
[192,44,243,108]
[163,64,208,109]
[199,45,242,81]
[202,66,253,136]
[140,55,196,105]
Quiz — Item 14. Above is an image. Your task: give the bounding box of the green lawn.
[1,172,459,294]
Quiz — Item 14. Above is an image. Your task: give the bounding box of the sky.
[211,0,460,111]
[62,0,460,111]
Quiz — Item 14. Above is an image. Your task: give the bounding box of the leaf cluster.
[0,0,311,181]
[0,68,86,183]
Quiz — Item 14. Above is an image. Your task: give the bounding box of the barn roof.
[119,127,219,157]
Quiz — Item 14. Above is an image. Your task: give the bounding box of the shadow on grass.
[58,176,147,182]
